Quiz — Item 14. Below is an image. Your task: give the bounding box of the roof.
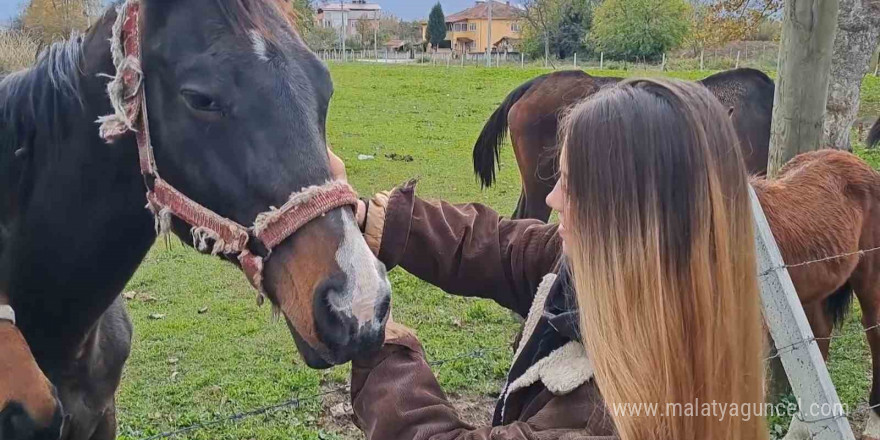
[317,2,382,12]
[446,1,523,23]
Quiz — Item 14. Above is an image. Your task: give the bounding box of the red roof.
[446,1,523,22]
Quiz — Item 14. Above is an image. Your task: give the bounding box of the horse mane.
[213,0,300,44]
[1,34,85,142]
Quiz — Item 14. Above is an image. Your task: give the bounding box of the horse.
[0,1,390,439]
[869,116,879,148]
[473,68,775,221]
[0,292,64,440]
[753,149,880,440]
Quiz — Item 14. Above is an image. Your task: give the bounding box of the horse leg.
[89,402,117,440]
[512,190,527,220]
[851,266,880,440]
[782,302,834,440]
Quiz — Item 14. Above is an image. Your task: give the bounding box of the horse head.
[109,0,389,367]
[0,301,63,440]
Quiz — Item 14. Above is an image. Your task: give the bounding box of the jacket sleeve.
[363,181,562,317]
[351,331,616,440]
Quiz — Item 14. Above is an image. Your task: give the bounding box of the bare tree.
[822,0,880,150]
[520,0,555,67]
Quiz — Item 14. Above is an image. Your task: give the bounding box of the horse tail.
[827,281,854,329]
[868,117,880,149]
[473,75,544,188]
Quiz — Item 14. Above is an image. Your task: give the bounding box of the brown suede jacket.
[351,182,617,440]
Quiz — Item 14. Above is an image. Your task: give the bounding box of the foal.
[0,291,63,440]
[753,149,880,439]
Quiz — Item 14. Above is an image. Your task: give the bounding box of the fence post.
[521,52,525,68]
[750,186,855,440]
[574,52,577,68]
[736,50,741,68]
[600,52,604,69]
[700,49,704,71]
[661,53,666,71]
[875,63,879,77]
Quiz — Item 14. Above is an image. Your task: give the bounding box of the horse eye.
[181,90,222,113]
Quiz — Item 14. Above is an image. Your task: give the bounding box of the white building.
[316,0,382,38]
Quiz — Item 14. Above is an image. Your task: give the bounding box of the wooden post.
[661,53,666,70]
[600,52,604,69]
[521,52,524,68]
[875,63,879,77]
[700,49,705,70]
[574,52,577,68]
[735,50,741,68]
[750,186,855,440]
[767,0,840,176]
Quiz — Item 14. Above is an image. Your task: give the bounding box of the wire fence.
[312,42,803,74]
[131,242,880,440]
[755,240,880,439]
[134,346,507,440]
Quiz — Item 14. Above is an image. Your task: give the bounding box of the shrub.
[0,30,40,74]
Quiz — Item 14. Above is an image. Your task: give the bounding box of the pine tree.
[427,3,446,51]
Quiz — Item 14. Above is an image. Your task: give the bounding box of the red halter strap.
[99,1,357,296]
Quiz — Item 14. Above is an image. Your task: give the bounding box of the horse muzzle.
[0,396,64,440]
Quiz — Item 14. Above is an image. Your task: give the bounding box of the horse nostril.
[1,402,36,440]
[313,273,355,350]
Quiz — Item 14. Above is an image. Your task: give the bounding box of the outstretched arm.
[362,181,561,317]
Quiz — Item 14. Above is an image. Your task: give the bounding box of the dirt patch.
[318,385,496,439]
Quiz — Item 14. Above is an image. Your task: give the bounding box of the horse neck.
[0,19,156,370]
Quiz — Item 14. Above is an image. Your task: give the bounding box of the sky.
[0,0,504,25]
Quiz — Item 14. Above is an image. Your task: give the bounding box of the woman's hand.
[328,146,367,229]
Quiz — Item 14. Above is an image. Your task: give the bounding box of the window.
[446,23,453,31]
[469,23,477,31]
[452,23,468,32]
[511,23,521,32]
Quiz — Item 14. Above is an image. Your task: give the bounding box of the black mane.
[1,35,86,153]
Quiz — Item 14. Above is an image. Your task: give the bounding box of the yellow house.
[422,0,522,54]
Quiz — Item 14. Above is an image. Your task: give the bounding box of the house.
[422,0,523,54]
[316,0,382,38]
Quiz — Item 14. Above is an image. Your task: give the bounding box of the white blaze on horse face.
[249,30,270,62]
[330,210,389,328]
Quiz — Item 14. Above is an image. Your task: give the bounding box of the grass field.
[116,63,880,440]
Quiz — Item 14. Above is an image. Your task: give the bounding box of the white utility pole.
[486,0,493,67]
[340,1,347,61]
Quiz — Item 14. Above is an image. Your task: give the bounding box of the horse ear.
[728,107,735,118]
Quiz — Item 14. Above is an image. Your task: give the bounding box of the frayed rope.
[96,1,142,141]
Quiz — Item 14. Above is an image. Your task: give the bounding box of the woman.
[333,78,768,440]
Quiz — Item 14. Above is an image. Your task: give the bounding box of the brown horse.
[869,117,880,148]
[474,68,774,221]
[754,150,880,440]
[0,292,63,440]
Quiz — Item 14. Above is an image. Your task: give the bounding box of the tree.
[520,0,555,65]
[290,0,315,34]
[591,0,691,61]
[767,0,839,175]
[427,3,446,51]
[685,0,782,55]
[22,0,101,43]
[354,18,375,44]
[822,0,880,150]
[303,26,339,51]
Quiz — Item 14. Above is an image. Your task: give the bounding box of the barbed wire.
[137,245,880,440]
[759,245,880,279]
[135,346,507,440]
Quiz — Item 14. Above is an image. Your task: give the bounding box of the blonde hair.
[562,78,768,440]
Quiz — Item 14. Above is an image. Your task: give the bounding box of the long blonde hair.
[562,78,768,440]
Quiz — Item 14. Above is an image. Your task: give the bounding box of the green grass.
[116,64,880,439]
